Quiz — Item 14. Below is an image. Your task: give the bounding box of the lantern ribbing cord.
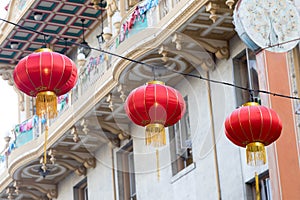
[1,17,300,101]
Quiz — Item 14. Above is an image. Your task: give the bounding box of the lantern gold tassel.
[42,124,49,172]
[145,124,166,147]
[246,142,266,166]
[156,149,160,181]
[36,91,57,119]
[255,172,261,200]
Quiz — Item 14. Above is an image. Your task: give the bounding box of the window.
[116,141,137,200]
[169,96,193,176]
[74,178,88,200]
[246,171,272,200]
[233,49,260,106]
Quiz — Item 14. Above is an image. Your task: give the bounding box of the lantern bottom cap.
[36,91,57,119]
[145,123,166,147]
[246,142,266,166]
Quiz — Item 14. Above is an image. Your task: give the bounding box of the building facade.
[0,0,299,200]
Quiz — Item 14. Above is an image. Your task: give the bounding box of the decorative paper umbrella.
[13,48,78,172]
[224,102,282,166]
[124,80,186,147]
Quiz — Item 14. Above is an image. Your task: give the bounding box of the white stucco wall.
[56,144,114,200]
[54,35,268,200]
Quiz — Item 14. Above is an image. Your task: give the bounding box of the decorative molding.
[225,0,235,9]
[48,149,96,169]
[16,181,57,199]
[158,46,169,62]
[206,2,219,23]
[186,35,230,59]
[1,71,14,86]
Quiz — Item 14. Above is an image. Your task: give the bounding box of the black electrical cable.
[1,17,300,101]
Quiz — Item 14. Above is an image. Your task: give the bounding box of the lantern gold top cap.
[147,80,165,85]
[35,48,53,53]
[242,102,260,107]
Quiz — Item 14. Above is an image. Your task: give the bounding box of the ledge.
[170,162,196,183]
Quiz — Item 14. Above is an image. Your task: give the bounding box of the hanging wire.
[1,17,300,101]
[43,35,48,48]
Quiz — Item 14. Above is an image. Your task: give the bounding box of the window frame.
[233,48,260,106]
[116,140,137,200]
[169,96,193,177]
[246,171,272,200]
[74,177,88,200]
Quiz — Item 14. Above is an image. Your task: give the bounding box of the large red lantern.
[224,102,282,166]
[125,81,186,147]
[13,48,78,119]
[13,48,77,173]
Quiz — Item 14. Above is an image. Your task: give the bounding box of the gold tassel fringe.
[156,149,160,181]
[36,91,57,119]
[246,142,266,166]
[43,125,49,168]
[145,124,166,147]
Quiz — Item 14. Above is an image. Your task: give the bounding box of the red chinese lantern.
[13,48,78,119]
[224,102,282,166]
[13,48,77,172]
[125,81,186,147]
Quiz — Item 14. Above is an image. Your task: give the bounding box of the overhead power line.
[0,17,299,101]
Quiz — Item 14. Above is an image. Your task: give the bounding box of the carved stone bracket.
[185,35,230,60]
[1,71,14,86]
[83,157,96,169]
[15,181,57,199]
[118,132,130,140]
[225,0,235,9]
[49,149,96,169]
[205,1,234,23]
[158,46,169,62]
[206,2,219,23]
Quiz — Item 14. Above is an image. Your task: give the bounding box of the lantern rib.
[61,61,77,94]
[132,87,146,125]
[14,60,33,94]
[238,108,251,145]
[24,56,38,94]
[143,87,148,124]
[272,113,282,143]
[142,86,150,124]
[166,88,180,125]
[53,54,66,93]
[165,86,169,125]
[262,109,273,145]
[257,106,264,142]
[227,113,245,146]
[124,93,140,124]
[248,106,255,142]
[48,52,54,89]
[40,52,43,87]
[126,91,140,124]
